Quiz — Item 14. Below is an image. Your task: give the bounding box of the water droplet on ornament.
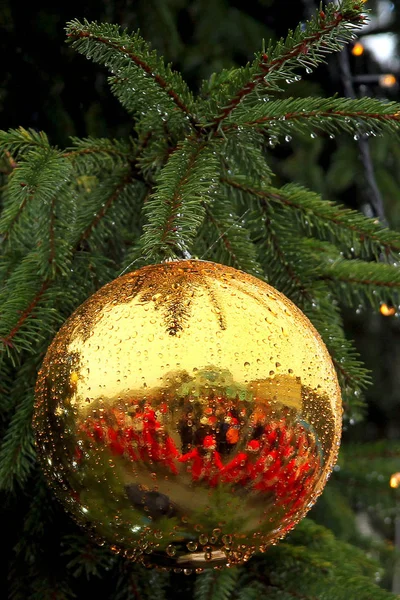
[199,534,208,545]
[187,541,198,551]
[166,545,176,556]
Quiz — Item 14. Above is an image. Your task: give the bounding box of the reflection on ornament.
[380,303,396,317]
[390,473,400,489]
[34,260,342,570]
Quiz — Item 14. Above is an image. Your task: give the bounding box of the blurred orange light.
[380,303,396,317]
[380,74,397,88]
[352,43,364,57]
[390,473,400,489]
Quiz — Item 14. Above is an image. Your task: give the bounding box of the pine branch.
[222,130,273,185]
[0,148,72,245]
[133,112,181,180]
[194,568,240,600]
[113,562,168,600]
[0,384,36,491]
[223,96,400,139]
[74,170,134,247]
[332,440,400,517]
[64,137,138,176]
[0,165,142,369]
[200,0,367,128]
[223,177,400,260]
[254,519,395,600]
[321,259,400,308]
[236,581,270,600]
[0,127,51,158]
[65,19,196,127]
[199,199,263,277]
[242,196,369,411]
[62,534,116,579]
[0,266,51,360]
[141,139,220,259]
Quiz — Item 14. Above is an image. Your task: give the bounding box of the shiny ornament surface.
[34,260,342,570]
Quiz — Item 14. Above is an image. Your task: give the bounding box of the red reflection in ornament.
[78,398,322,515]
[179,434,223,482]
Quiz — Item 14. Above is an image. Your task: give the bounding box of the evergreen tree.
[2,1,400,598]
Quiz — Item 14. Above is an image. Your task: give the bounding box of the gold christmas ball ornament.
[34,260,342,570]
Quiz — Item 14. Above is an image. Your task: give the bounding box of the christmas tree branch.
[63,137,138,176]
[0,148,72,245]
[242,195,369,410]
[141,139,220,259]
[320,259,400,309]
[66,20,195,126]
[223,177,400,259]
[0,171,139,361]
[194,568,240,600]
[203,205,242,269]
[202,0,366,128]
[222,131,272,185]
[200,201,262,276]
[259,204,314,303]
[0,386,36,491]
[0,127,51,158]
[75,171,133,246]
[224,97,400,138]
[0,277,50,355]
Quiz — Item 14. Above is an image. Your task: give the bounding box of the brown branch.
[67,29,196,127]
[5,151,17,170]
[262,208,313,304]
[1,280,49,347]
[77,173,132,246]
[159,142,206,246]
[224,176,313,301]
[223,109,400,129]
[332,355,365,390]
[322,274,400,288]
[1,174,135,350]
[222,177,400,255]
[63,147,129,160]
[2,192,32,242]
[210,9,366,129]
